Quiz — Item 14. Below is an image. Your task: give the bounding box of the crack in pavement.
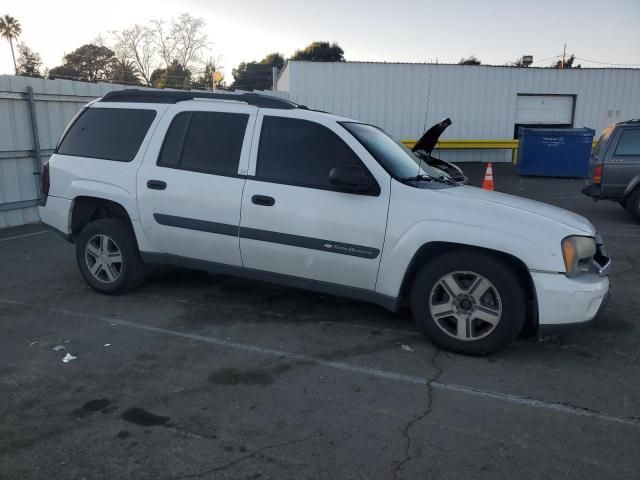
[170,432,320,479]
[393,349,443,480]
[3,298,640,428]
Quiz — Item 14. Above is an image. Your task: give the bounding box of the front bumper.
[533,271,610,336]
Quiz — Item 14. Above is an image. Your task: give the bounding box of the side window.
[57,108,156,162]
[614,129,640,156]
[157,112,190,167]
[157,111,249,175]
[256,116,373,190]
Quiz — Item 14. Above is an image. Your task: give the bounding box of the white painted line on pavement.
[0,230,50,242]
[1,297,638,429]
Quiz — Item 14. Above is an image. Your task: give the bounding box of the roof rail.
[99,89,299,109]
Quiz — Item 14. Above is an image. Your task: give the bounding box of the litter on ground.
[62,353,77,363]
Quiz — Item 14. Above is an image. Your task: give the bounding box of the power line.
[531,53,563,64]
[574,57,640,67]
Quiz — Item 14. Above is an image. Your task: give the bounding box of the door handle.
[251,195,275,206]
[147,180,167,190]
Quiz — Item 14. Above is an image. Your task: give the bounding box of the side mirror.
[329,165,371,192]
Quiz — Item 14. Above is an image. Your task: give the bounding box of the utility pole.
[562,43,566,69]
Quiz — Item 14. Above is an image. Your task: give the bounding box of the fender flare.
[623,175,640,197]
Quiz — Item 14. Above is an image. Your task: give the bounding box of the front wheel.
[76,218,146,294]
[410,251,526,355]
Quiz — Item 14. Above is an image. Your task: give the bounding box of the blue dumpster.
[516,128,595,178]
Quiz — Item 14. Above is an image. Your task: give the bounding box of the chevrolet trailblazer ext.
[39,90,611,355]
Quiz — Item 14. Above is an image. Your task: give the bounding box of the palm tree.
[0,15,22,74]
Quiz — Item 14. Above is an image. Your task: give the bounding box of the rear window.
[57,108,156,162]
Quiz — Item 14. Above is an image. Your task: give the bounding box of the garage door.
[515,95,574,124]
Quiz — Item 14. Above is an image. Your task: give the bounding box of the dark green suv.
[583,119,640,222]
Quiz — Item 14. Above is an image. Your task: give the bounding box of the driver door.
[239,113,390,290]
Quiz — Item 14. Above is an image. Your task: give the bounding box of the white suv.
[39,90,611,355]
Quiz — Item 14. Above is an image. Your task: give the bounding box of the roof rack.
[99,89,300,109]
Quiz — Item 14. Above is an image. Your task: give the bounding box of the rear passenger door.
[138,102,256,265]
[239,113,390,290]
[603,127,640,197]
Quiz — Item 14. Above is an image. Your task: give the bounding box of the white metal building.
[275,61,640,163]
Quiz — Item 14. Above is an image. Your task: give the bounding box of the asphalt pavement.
[1,163,639,480]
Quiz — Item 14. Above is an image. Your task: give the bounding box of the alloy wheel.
[84,234,123,283]
[428,271,502,341]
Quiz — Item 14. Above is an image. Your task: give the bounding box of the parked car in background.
[40,90,610,355]
[412,118,468,184]
[583,119,640,222]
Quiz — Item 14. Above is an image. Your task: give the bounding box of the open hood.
[412,118,452,155]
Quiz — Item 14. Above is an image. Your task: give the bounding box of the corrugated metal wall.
[0,75,133,228]
[276,62,640,163]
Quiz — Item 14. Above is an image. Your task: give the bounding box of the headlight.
[562,236,596,276]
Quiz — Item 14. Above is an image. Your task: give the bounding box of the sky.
[1,0,639,82]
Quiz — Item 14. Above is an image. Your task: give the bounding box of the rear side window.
[592,125,614,157]
[57,108,156,162]
[257,116,368,190]
[157,111,249,176]
[614,129,640,156]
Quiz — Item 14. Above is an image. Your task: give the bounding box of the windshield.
[593,125,614,157]
[341,122,448,180]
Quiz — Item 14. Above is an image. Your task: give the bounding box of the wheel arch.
[398,241,538,336]
[622,175,640,198]
[70,196,135,241]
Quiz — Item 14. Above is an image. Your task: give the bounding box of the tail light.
[592,164,602,184]
[41,161,50,197]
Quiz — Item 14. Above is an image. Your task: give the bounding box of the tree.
[150,59,191,89]
[49,44,116,82]
[458,55,481,65]
[290,42,344,62]
[16,42,42,77]
[231,52,285,91]
[48,64,80,81]
[191,61,224,90]
[0,14,22,74]
[261,52,285,70]
[109,58,141,85]
[112,25,157,85]
[151,14,210,70]
[550,54,581,69]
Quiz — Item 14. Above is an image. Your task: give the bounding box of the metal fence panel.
[0,75,134,228]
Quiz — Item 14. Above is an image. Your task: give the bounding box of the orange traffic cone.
[482,162,494,191]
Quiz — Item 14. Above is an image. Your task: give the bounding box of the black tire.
[410,250,526,356]
[76,218,146,294]
[625,187,640,222]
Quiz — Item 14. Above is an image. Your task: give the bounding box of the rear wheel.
[625,187,640,222]
[76,218,146,294]
[410,251,526,355]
